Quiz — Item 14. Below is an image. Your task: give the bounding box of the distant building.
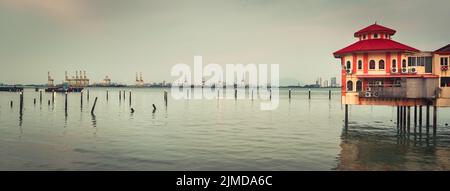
[101,75,111,86]
[331,77,337,87]
[47,71,54,87]
[323,80,329,88]
[135,72,145,86]
[65,71,89,87]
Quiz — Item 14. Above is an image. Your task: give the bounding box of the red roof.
[333,39,419,58]
[354,24,396,37]
[434,44,450,55]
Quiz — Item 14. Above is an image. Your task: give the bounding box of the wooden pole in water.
[39,91,42,104]
[64,92,68,112]
[414,105,417,128]
[10,100,13,108]
[398,106,404,132]
[119,91,122,101]
[289,89,291,99]
[308,89,311,99]
[106,90,109,101]
[426,104,430,134]
[270,89,272,100]
[407,106,411,133]
[91,97,98,115]
[129,90,131,106]
[251,90,254,101]
[87,90,90,101]
[419,105,422,134]
[433,105,437,135]
[152,104,156,113]
[403,106,407,132]
[48,100,50,106]
[234,89,237,100]
[52,91,55,104]
[164,90,168,106]
[396,106,399,130]
[19,91,23,115]
[329,90,331,100]
[81,91,83,106]
[345,104,349,128]
[123,90,126,100]
[34,98,36,105]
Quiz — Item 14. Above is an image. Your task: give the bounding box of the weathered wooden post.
[91,97,98,115]
[270,89,272,100]
[329,90,331,100]
[52,91,55,104]
[129,90,132,106]
[39,91,42,104]
[407,106,411,133]
[419,105,422,134]
[397,106,399,130]
[152,104,156,113]
[234,89,237,100]
[10,100,13,108]
[426,104,430,134]
[87,90,90,101]
[123,90,126,100]
[414,105,417,128]
[81,91,84,106]
[345,104,348,128]
[106,90,109,101]
[433,105,437,135]
[119,90,122,101]
[48,100,50,106]
[34,98,36,105]
[164,90,168,106]
[64,92,68,113]
[289,89,291,100]
[308,89,311,99]
[403,106,407,132]
[399,106,403,132]
[19,91,24,115]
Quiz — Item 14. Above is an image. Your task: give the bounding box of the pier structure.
[334,23,450,132]
[47,71,54,87]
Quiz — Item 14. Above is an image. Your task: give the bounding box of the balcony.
[358,78,439,99]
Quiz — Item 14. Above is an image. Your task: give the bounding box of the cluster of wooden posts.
[396,105,437,135]
[10,89,170,116]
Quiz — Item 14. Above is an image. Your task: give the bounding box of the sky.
[1,0,450,85]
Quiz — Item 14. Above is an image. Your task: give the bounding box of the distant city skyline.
[1,0,449,85]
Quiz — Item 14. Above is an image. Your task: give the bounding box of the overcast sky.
[1,0,450,85]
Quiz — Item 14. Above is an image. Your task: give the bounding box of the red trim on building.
[386,52,391,73]
[363,53,368,74]
[352,54,357,74]
[397,52,402,68]
[341,58,346,96]
[356,74,439,79]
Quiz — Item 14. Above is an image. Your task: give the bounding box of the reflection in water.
[337,125,450,170]
[91,114,97,128]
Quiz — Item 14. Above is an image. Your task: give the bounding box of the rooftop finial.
[375,21,377,25]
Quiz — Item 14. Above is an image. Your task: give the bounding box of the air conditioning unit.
[375,81,383,86]
[364,92,372,97]
[372,91,380,97]
[401,68,408,74]
[365,87,372,92]
[409,67,417,74]
[346,69,352,74]
[391,68,397,73]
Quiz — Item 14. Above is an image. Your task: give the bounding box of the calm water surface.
[0,88,449,170]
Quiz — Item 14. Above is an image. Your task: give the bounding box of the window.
[418,57,425,66]
[358,60,362,70]
[402,59,406,68]
[441,57,449,66]
[347,81,353,91]
[392,59,397,68]
[408,57,416,66]
[356,80,362,92]
[346,61,351,69]
[374,34,378,38]
[379,60,385,69]
[369,60,376,70]
[363,35,366,39]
